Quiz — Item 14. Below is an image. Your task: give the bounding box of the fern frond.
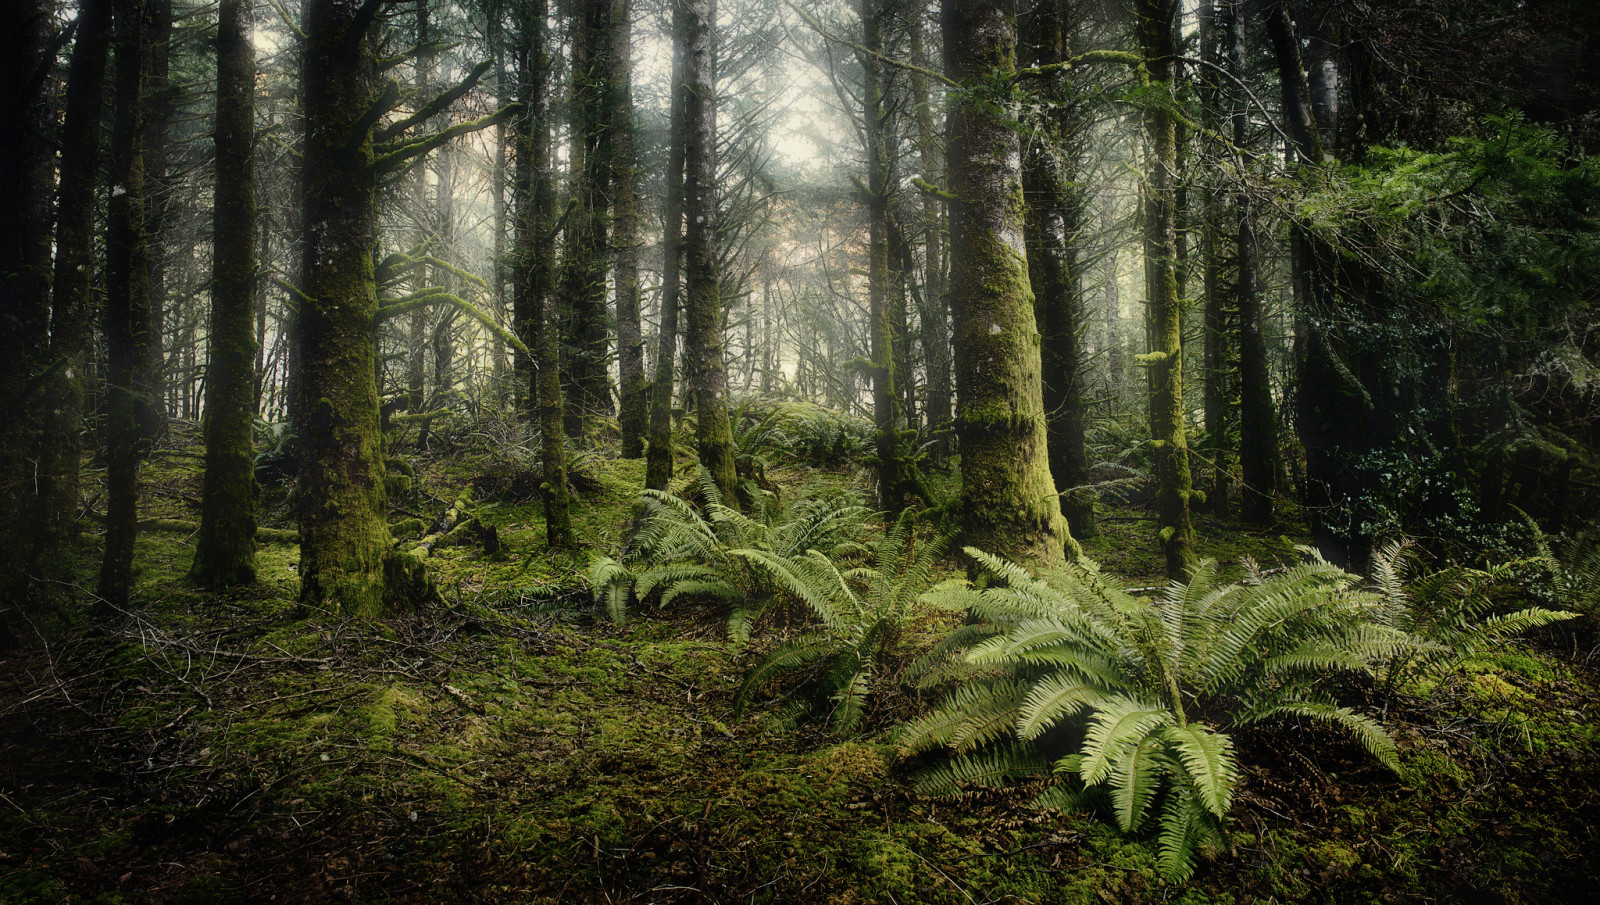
[1155,790,1217,883]
[913,743,1050,796]
[1079,697,1173,786]
[1015,674,1108,740]
[1159,723,1237,819]
[1107,736,1163,833]
[733,636,836,717]
[1243,700,1400,772]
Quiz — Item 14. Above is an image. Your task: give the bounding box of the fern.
[731,512,952,732]
[900,546,1426,881]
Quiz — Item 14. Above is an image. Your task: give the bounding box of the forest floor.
[2,420,1598,904]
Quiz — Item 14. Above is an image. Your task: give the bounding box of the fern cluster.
[732,513,950,732]
[899,549,1410,881]
[588,467,868,639]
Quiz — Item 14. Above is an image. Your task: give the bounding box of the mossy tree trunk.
[1199,0,1233,520]
[192,0,259,589]
[909,10,951,464]
[943,0,1076,568]
[859,0,901,515]
[296,0,424,616]
[100,0,158,612]
[681,0,739,503]
[1022,0,1096,541]
[562,2,614,440]
[612,0,648,459]
[513,0,575,548]
[1136,0,1197,579]
[645,7,688,492]
[1229,1,1277,524]
[0,0,62,645]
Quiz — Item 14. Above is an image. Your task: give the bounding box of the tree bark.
[0,0,63,645]
[613,0,648,459]
[100,0,158,612]
[682,0,738,502]
[645,2,688,492]
[909,9,951,463]
[860,0,901,514]
[296,0,428,615]
[192,0,259,588]
[943,0,1075,568]
[1136,0,1197,579]
[1022,0,1096,540]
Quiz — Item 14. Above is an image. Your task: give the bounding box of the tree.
[0,0,62,645]
[1021,0,1096,540]
[943,0,1076,568]
[100,0,158,611]
[858,0,902,514]
[515,0,576,547]
[1135,0,1196,579]
[192,0,259,589]
[682,0,739,502]
[645,0,689,493]
[296,0,423,615]
[613,0,648,459]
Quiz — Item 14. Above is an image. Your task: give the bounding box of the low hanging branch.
[373,105,521,177]
[375,59,495,143]
[376,288,529,356]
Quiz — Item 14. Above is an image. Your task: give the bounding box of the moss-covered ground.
[2,424,1597,903]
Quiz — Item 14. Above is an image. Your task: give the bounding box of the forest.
[2,0,1599,901]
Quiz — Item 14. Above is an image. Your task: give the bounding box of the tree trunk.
[562,1,614,439]
[682,0,738,502]
[860,0,901,514]
[645,2,688,492]
[192,0,259,588]
[1231,0,1277,523]
[100,0,158,612]
[1136,0,1197,579]
[943,0,1075,568]
[0,0,63,645]
[613,0,648,459]
[1022,0,1096,540]
[296,0,428,615]
[142,0,173,432]
[909,9,951,462]
[514,0,575,547]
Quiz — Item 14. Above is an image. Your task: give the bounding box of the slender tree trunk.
[563,1,614,438]
[1231,0,1277,523]
[142,0,173,431]
[1137,0,1197,579]
[1022,0,1096,540]
[193,0,259,588]
[860,0,901,514]
[645,4,688,492]
[34,0,112,616]
[1199,0,1232,519]
[515,0,575,547]
[0,0,63,645]
[296,0,427,615]
[944,0,1075,568]
[100,0,158,612]
[909,9,951,462]
[613,0,648,458]
[681,0,738,502]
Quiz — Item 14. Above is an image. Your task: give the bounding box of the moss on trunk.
[192,0,259,589]
[944,0,1075,569]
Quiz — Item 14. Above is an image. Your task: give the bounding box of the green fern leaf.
[1159,723,1237,819]
[1079,697,1172,786]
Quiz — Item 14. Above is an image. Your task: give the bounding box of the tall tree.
[909,7,951,463]
[34,0,113,629]
[944,0,1076,568]
[859,0,902,514]
[192,0,259,588]
[296,0,429,614]
[1227,0,1277,523]
[1136,0,1197,578]
[100,0,158,611]
[0,0,61,644]
[613,0,648,459]
[562,0,615,438]
[513,0,575,546]
[682,0,739,502]
[645,0,689,492]
[1022,0,1096,540]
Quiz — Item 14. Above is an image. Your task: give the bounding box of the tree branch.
[375,59,495,143]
